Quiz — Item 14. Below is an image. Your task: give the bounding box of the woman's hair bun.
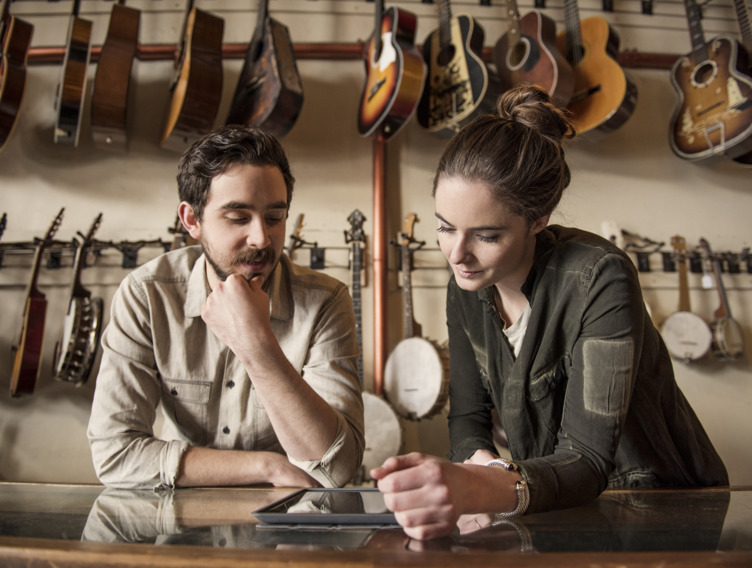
[496,84,575,142]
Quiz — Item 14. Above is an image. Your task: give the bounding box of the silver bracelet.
[486,458,530,518]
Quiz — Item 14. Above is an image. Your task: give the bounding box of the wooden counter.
[1,482,750,567]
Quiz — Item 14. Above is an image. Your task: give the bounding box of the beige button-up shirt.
[88,247,364,490]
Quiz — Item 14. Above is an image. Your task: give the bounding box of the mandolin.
[416,0,499,136]
[53,213,104,386]
[225,0,303,139]
[555,0,637,136]
[10,208,65,397]
[384,213,450,421]
[660,235,712,362]
[493,0,573,108]
[0,0,33,152]
[161,0,224,150]
[345,209,402,479]
[668,0,752,162]
[699,238,744,360]
[731,0,752,167]
[357,0,425,140]
[90,0,140,152]
[54,0,91,146]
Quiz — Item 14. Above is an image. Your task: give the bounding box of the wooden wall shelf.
[28,43,680,70]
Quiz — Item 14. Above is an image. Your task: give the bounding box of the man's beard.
[203,241,277,287]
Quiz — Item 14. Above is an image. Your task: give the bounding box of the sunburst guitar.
[0,0,34,152]
[357,0,425,140]
[669,0,752,162]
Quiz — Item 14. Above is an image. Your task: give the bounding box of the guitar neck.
[401,244,420,339]
[503,0,522,42]
[372,0,384,57]
[733,0,752,58]
[437,0,453,49]
[700,238,733,320]
[562,0,583,64]
[683,0,708,60]
[351,242,364,387]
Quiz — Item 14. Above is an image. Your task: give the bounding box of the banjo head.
[712,317,744,360]
[660,311,712,362]
[54,296,104,385]
[384,337,449,420]
[361,392,403,479]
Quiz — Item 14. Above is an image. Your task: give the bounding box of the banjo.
[660,235,712,362]
[53,213,104,385]
[699,238,744,360]
[345,210,402,478]
[384,213,450,421]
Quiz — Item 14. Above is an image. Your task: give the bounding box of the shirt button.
[223,426,230,434]
[226,380,235,388]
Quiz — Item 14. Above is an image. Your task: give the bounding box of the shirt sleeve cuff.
[287,414,356,488]
[157,440,190,490]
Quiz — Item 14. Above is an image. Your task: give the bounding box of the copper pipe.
[372,134,387,396]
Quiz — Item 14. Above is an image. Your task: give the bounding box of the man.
[88,126,364,490]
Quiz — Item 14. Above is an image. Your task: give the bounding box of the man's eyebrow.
[435,212,504,232]
[220,201,288,211]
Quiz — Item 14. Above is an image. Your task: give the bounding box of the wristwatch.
[486,458,530,518]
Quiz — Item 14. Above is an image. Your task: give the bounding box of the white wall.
[1,0,750,485]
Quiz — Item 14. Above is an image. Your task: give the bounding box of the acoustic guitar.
[493,0,574,108]
[344,209,402,479]
[731,0,752,166]
[660,235,712,362]
[161,0,224,150]
[384,213,450,421]
[357,0,425,140]
[53,213,104,385]
[54,0,91,146]
[10,208,65,397]
[225,0,303,139]
[416,0,499,136]
[90,0,140,152]
[668,0,752,162]
[698,238,744,360]
[0,0,33,152]
[555,0,637,136]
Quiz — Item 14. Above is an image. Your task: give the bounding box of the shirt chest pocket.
[526,362,567,439]
[161,378,212,444]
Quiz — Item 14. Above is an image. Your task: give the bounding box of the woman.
[371,85,728,540]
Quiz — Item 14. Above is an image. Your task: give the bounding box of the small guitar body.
[669,36,752,161]
[90,1,140,151]
[10,208,65,397]
[53,213,104,385]
[556,14,637,136]
[54,0,92,146]
[357,3,426,139]
[161,4,224,149]
[0,0,34,152]
[417,0,499,136]
[730,0,752,167]
[225,0,303,139]
[493,4,573,108]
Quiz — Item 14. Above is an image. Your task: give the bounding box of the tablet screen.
[253,488,398,526]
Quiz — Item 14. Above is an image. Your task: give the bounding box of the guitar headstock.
[0,213,6,241]
[345,209,366,244]
[670,234,687,261]
[287,213,305,256]
[80,212,103,245]
[43,208,65,245]
[399,213,418,246]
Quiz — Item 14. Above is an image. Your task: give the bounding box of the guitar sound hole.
[437,45,456,67]
[507,39,530,71]
[692,61,717,88]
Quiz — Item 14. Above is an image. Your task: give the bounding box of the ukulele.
[668,0,752,162]
[90,0,140,151]
[660,235,712,362]
[493,0,574,108]
[384,213,450,420]
[555,0,637,136]
[345,209,403,479]
[225,0,303,139]
[731,0,752,167]
[0,0,33,152]
[161,0,224,149]
[54,0,91,146]
[416,0,499,136]
[699,238,744,360]
[53,213,104,385]
[10,208,65,397]
[357,0,426,140]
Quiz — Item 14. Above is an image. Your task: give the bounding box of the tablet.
[253,488,398,526]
